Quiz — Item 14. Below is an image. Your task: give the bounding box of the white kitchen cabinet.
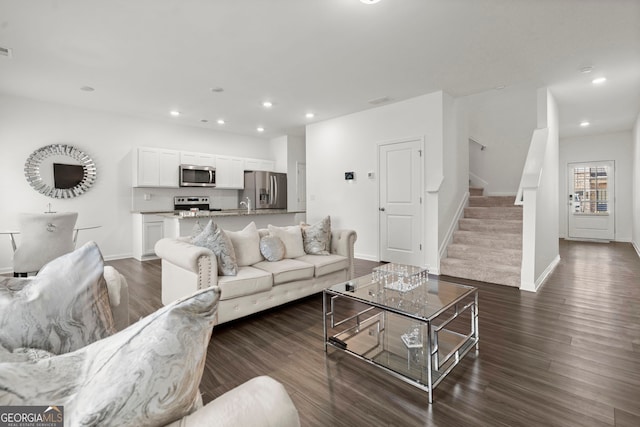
[180,151,216,167]
[133,147,180,187]
[216,156,245,189]
[132,214,165,260]
[244,158,275,172]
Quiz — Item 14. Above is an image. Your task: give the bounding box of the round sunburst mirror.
[24,144,97,199]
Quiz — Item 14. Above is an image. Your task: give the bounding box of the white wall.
[521,88,560,291]
[559,131,634,241]
[268,134,306,212]
[286,135,306,212]
[306,91,450,267]
[633,113,640,255]
[466,84,538,195]
[438,94,469,259]
[534,89,560,282]
[0,93,270,272]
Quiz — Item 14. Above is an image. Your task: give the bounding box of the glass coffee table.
[323,264,479,403]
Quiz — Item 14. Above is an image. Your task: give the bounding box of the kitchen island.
[160,209,307,238]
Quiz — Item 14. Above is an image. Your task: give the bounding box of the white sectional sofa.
[155,226,357,324]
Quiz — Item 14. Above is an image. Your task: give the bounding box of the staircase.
[440,188,522,287]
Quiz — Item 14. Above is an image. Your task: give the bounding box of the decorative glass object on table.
[372,263,429,293]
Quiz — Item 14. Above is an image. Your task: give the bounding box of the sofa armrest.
[155,238,219,305]
[164,376,300,427]
[103,266,130,331]
[330,229,357,279]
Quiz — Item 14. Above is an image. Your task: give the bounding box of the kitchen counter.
[160,209,307,238]
[154,209,304,219]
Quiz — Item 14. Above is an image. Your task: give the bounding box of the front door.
[567,161,615,241]
[378,138,423,265]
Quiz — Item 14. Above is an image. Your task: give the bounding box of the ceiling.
[1,0,639,139]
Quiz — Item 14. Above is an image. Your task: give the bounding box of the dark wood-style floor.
[107,240,640,427]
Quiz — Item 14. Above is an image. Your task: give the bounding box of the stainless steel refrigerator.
[242,171,287,209]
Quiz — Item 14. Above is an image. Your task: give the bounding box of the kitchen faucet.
[239,197,251,213]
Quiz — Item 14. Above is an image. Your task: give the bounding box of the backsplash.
[131,187,240,212]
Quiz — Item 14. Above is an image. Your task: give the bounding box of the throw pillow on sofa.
[192,220,238,276]
[259,235,286,262]
[301,216,331,255]
[267,224,306,258]
[0,241,115,355]
[0,287,221,427]
[226,221,264,266]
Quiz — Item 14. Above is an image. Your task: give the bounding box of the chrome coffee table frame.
[323,272,479,404]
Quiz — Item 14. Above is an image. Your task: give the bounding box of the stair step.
[458,218,522,234]
[453,230,522,250]
[440,258,520,287]
[464,206,523,220]
[446,243,522,266]
[469,196,517,207]
[469,187,484,196]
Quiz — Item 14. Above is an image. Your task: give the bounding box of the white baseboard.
[521,254,560,292]
[355,253,378,262]
[104,253,134,261]
[633,241,640,259]
[0,267,12,275]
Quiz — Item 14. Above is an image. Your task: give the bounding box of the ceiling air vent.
[0,46,12,57]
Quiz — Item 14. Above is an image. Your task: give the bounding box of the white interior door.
[567,161,615,241]
[378,139,423,265]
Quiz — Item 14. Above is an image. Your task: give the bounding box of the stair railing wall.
[514,128,549,206]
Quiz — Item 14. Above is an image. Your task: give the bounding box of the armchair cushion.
[267,225,305,258]
[0,241,115,354]
[259,235,285,262]
[217,266,272,301]
[253,259,314,285]
[0,287,221,427]
[301,216,331,255]
[226,222,263,267]
[192,220,238,276]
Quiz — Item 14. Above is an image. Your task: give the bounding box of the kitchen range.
[173,196,220,217]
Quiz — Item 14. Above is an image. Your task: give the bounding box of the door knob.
[379,207,385,212]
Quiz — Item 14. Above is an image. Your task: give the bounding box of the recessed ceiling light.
[580,66,593,74]
[257,126,265,132]
[80,86,95,92]
[495,85,506,90]
[305,112,315,119]
[580,121,590,127]
[170,111,180,117]
[217,119,225,125]
[592,77,607,84]
[262,101,273,108]
[360,0,381,4]
[211,87,224,93]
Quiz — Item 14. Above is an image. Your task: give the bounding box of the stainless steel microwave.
[179,164,216,187]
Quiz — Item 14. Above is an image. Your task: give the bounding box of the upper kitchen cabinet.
[244,158,275,172]
[133,147,180,187]
[216,155,244,189]
[180,151,216,167]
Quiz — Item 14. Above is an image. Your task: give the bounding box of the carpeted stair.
[441,190,522,287]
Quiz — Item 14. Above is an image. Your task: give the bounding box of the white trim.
[355,253,378,262]
[633,241,640,259]
[104,253,134,261]
[468,172,488,190]
[439,191,468,260]
[521,254,560,292]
